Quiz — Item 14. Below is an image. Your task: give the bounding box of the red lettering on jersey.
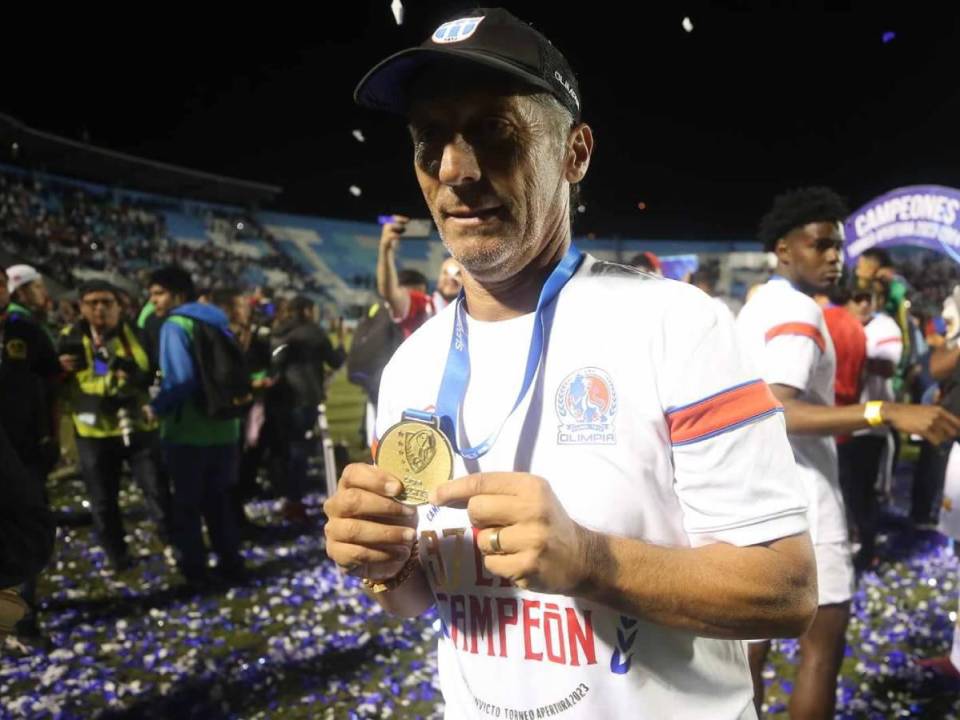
[543,603,567,665]
[471,527,494,587]
[469,595,495,656]
[450,594,468,650]
[496,597,518,658]
[522,599,543,662]
[566,608,597,666]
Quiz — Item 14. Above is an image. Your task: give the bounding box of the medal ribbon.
[435,244,583,460]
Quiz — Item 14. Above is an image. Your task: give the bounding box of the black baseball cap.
[354,8,581,121]
[78,279,120,299]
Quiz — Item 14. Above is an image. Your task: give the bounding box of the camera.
[57,335,88,371]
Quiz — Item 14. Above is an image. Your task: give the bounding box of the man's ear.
[774,237,791,266]
[565,123,593,184]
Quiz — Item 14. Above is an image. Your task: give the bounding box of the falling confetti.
[682,17,694,33]
[882,31,896,44]
[391,0,404,26]
[352,129,366,143]
[349,186,362,197]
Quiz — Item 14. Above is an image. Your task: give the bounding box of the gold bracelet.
[361,540,420,594]
[864,401,885,427]
[0,588,28,637]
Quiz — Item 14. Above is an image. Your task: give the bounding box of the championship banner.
[844,185,960,266]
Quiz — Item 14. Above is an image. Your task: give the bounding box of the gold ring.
[489,527,504,554]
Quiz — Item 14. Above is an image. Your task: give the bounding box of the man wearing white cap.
[6,264,51,331]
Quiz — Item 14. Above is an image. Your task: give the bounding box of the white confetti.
[682,16,694,33]
[352,129,365,143]
[349,185,362,197]
[391,0,404,25]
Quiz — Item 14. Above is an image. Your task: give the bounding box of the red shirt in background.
[396,290,435,338]
[822,306,867,443]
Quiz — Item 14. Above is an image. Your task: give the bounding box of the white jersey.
[861,313,903,404]
[735,277,847,545]
[376,256,808,720]
[854,313,902,439]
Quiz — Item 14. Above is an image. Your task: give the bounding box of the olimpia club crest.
[555,367,618,445]
[431,17,485,44]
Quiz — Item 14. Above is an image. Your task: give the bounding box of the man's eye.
[477,117,512,139]
[413,126,440,145]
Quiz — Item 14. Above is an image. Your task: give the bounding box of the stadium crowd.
[3,171,960,716]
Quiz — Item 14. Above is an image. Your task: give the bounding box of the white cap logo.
[432,16,484,44]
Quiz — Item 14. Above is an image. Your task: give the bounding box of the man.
[855,248,912,395]
[849,278,903,570]
[144,265,195,369]
[817,284,868,409]
[268,295,346,523]
[6,264,55,342]
[690,266,736,322]
[232,289,275,535]
[58,279,169,571]
[358,264,442,449]
[737,187,960,718]
[6,264,50,323]
[326,9,818,718]
[0,266,60,638]
[0,423,55,644]
[377,215,463,334]
[146,269,246,586]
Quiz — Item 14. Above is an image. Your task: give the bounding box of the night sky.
[2,3,959,240]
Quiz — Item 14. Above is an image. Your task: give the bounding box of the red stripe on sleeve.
[765,322,826,353]
[668,380,782,445]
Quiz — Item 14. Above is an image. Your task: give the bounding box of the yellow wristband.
[864,401,885,427]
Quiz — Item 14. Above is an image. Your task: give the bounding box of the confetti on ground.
[3,454,959,718]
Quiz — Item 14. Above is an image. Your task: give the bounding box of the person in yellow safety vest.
[58,279,172,571]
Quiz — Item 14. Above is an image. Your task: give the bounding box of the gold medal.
[375,415,454,505]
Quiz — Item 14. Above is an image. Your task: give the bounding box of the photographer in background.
[58,280,170,571]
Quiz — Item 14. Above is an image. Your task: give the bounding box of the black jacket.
[270,320,345,408]
[0,423,55,588]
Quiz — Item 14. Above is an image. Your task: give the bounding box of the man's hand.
[431,473,589,594]
[323,463,418,581]
[58,354,80,373]
[379,215,410,254]
[884,403,960,445]
[377,214,413,320]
